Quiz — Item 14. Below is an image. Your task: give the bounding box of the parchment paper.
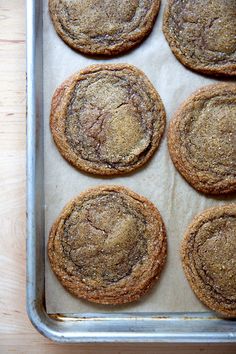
[44,0,235,314]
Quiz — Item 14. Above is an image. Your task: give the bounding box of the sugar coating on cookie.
[49,0,161,56]
[163,0,236,76]
[48,185,167,304]
[50,64,166,175]
[168,83,236,194]
[181,204,236,317]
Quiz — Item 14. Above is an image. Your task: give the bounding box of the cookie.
[49,0,161,56]
[48,185,167,305]
[168,83,236,195]
[181,204,236,317]
[163,0,236,76]
[50,64,166,175]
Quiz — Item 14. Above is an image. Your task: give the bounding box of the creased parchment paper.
[44,0,235,314]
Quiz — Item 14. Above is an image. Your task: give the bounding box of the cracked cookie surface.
[50,64,166,175]
[168,83,236,195]
[48,185,167,304]
[181,204,236,317]
[49,0,161,56]
[163,0,236,76]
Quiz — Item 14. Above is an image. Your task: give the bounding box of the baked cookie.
[49,0,161,56]
[181,204,236,317]
[168,83,236,195]
[163,0,236,76]
[48,185,167,305]
[50,64,166,175]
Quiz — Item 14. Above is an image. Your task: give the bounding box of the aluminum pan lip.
[26,0,236,343]
[26,306,236,343]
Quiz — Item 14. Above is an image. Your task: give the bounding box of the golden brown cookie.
[48,185,167,305]
[163,0,236,76]
[49,0,161,56]
[168,83,236,195]
[50,64,166,175]
[181,204,236,317]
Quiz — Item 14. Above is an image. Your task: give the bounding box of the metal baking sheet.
[27,0,236,343]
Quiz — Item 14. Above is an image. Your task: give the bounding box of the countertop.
[0,1,235,353]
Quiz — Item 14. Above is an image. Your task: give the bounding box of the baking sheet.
[44,0,235,314]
